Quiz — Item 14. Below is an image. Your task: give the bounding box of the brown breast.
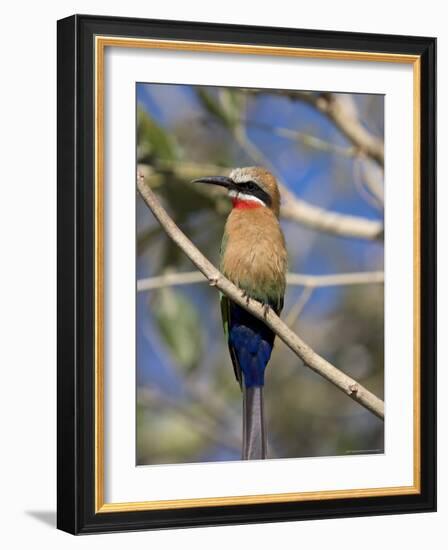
[221,208,287,299]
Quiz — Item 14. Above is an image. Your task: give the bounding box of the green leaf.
[153,286,203,371]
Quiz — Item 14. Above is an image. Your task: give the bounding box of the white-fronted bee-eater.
[194,167,287,460]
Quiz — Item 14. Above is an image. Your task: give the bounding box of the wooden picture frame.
[57,14,436,534]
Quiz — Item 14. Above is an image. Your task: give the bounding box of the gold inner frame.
[94,36,421,513]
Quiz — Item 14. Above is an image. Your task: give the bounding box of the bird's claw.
[241,289,250,306]
[209,277,219,287]
[263,303,270,319]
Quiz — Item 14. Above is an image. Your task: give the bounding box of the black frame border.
[57,14,436,534]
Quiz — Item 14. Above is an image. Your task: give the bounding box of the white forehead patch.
[228,189,266,207]
[229,167,256,184]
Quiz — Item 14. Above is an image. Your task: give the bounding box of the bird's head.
[193,167,281,216]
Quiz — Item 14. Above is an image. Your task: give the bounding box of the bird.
[193,167,287,460]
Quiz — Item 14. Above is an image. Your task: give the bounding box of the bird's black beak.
[192,176,235,190]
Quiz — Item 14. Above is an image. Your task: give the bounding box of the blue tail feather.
[228,303,275,388]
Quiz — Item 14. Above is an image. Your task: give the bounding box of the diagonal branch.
[137,174,384,420]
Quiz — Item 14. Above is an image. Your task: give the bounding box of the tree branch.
[359,158,385,206]
[244,90,384,167]
[137,270,384,292]
[230,114,383,240]
[287,271,384,287]
[280,198,383,239]
[137,174,384,420]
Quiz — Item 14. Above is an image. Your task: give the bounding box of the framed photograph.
[57,15,436,534]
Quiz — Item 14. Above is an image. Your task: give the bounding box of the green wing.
[220,293,243,389]
[219,232,243,388]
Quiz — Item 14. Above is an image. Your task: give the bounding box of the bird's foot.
[208,276,219,287]
[263,303,270,319]
[241,289,250,306]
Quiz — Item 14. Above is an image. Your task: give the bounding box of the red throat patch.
[231,198,263,210]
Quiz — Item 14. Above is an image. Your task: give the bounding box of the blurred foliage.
[195,87,244,130]
[136,84,385,465]
[152,286,203,371]
[137,105,177,164]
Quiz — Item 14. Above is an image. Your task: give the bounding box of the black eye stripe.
[239,180,272,207]
[243,180,257,190]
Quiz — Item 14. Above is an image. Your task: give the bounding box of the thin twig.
[138,271,205,290]
[353,155,382,210]
[285,286,315,327]
[137,270,384,292]
[361,159,385,206]
[244,90,384,167]
[287,271,384,287]
[137,174,385,420]
[243,118,357,158]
